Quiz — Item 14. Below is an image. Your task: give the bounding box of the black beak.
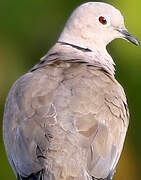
[119,29,140,46]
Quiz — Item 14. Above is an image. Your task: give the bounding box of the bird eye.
[99,16,107,25]
[97,15,110,27]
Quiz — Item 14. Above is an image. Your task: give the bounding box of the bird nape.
[3,1,139,180]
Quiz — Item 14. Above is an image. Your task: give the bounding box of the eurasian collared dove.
[3,2,139,180]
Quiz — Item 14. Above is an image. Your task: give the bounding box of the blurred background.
[0,0,141,179]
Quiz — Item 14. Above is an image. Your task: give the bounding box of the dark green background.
[0,0,141,179]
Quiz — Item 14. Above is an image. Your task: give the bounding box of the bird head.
[58,2,140,51]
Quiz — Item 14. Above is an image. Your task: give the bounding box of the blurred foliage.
[0,0,141,179]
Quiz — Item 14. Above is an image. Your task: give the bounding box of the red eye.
[99,16,107,25]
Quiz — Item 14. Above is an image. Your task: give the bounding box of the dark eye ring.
[99,16,107,25]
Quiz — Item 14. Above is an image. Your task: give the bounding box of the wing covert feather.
[3,61,129,179]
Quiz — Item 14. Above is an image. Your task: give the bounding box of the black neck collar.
[57,41,92,52]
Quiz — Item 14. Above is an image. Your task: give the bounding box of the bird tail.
[17,169,93,180]
[17,169,51,180]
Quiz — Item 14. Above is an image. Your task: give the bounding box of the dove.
[3,2,139,180]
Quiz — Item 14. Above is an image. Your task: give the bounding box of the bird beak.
[117,29,140,46]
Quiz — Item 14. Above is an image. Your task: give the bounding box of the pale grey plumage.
[3,2,139,180]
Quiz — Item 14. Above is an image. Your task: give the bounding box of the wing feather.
[3,61,129,179]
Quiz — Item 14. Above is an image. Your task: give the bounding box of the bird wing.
[3,70,55,177]
[59,63,129,179]
[83,67,129,179]
[3,59,129,179]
